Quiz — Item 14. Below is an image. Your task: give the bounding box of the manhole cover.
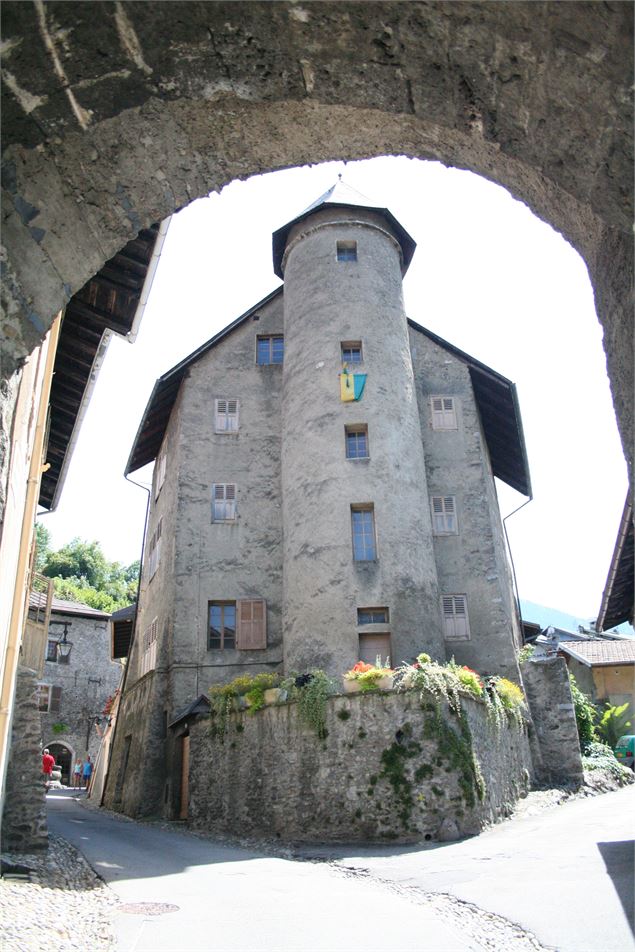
[118,902,179,916]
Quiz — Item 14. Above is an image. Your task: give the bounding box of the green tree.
[34,522,51,572]
[569,673,597,753]
[43,537,110,589]
[41,536,138,612]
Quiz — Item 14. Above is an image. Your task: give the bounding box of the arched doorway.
[47,743,73,787]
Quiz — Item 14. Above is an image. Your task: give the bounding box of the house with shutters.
[104,181,532,819]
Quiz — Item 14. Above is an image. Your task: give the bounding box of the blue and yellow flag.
[340,366,367,402]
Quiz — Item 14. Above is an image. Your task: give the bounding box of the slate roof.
[596,497,634,631]
[559,640,635,667]
[29,591,111,620]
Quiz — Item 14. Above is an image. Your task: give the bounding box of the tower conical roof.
[272,178,416,278]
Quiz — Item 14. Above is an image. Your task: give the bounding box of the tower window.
[208,602,236,650]
[430,495,457,535]
[215,398,239,433]
[351,505,377,561]
[256,335,284,365]
[345,424,369,459]
[442,594,470,641]
[341,341,363,363]
[430,396,458,430]
[357,607,389,625]
[212,483,237,522]
[336,240,357,262]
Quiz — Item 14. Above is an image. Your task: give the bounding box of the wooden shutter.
[236,599,267,650]
[442,594,470,641]
[50,685,62,713]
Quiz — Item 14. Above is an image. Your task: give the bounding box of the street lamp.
[55,622,73,663]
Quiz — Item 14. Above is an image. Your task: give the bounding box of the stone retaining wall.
[522,657,584,786]
[188,689,532,843]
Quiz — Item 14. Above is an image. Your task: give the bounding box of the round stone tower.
[273,181,445,676]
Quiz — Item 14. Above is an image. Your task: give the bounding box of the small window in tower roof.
[336,240,357,262]
[430,396,458,430]
[215,398,239,433]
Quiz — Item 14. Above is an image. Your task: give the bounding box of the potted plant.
[343,658,394,693]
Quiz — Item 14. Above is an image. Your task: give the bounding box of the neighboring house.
[559,639,635,719]
[104,180,532,819]
[37,597,123,786]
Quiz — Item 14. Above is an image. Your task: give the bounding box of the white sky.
[39,156,629,621]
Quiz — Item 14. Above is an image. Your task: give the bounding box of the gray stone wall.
[187,690,532,843]
[40,611,123,774]
[521,657,584,785]
[281,212,444,675]
[410,328,522,681]
[2,667,47,850]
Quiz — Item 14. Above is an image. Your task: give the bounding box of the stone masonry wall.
[2,667,47,850]
[521,657,584,786]
[188,689,532,844]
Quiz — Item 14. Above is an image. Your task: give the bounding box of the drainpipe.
[503,494,533,648]
[0,313,62,827]
[99,474,151,806]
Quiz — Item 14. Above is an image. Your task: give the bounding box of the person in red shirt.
[42,748,55,787]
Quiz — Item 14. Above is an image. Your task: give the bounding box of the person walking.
[42,748,55,788]
[73,760,82,789]
[82,755,93,791]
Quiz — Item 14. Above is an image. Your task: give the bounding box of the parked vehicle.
[614,735,635,770]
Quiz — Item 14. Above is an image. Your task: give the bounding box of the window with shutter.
[147,518,163,580]
[442,594,470,641]
[140,617,158,676]
[36,683,51,711]
[50,685,62,713]
[215,398,239,433]
[430,396,458,430]
[236,599,267,650]
[430,495,457,534]
[212,483,237,522]
[155,442,167,498]
[208,602,236,649]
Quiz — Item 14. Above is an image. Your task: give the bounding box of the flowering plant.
[455,666,484,698]
[343,661,374,681]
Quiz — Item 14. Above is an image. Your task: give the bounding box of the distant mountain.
[520,599,634,637]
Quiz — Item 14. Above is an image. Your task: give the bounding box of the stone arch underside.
[1,1,632,475]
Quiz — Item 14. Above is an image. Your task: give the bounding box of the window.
[442,595,470,641]
[431,495,457,535]
[430,396,457,430]
[215,398,239,433]
[46,639,58,663]
[341,341,363,363]
[208,599,267,650]
[351,505,377,561]
[256,335,284,365]
[336,240,357,262]
[212,483,237,522]
[345,424,369,459]
[146,518,162,580]
[155,442,167,499]
[208,602,236,649]
[140,617,158,676]
[36,683,62,713]
[357,607,389,625]
[359,633,391,666]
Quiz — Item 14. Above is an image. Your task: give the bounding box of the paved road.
[48,786,634,952]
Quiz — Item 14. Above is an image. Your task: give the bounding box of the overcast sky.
[39,156,629,623]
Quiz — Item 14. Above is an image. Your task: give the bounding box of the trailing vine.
[296,670,334,739]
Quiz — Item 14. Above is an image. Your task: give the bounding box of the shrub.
[568,674,597,753]
[596,702,632,748]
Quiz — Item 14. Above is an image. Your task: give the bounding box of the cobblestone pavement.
[0,833,115,952]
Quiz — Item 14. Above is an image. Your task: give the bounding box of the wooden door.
[179,734,190,820]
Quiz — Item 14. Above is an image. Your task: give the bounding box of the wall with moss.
[187,689,531,843]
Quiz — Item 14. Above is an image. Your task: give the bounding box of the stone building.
[105,182,532,818]
[37,597,122,785]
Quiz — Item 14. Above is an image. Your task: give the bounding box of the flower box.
[343,678,361,694]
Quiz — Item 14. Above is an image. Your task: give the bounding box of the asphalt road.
[47,786,634,952]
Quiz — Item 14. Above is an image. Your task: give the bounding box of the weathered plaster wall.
[282,213,444,674]
[188,690,532,843]
[2,667,48,850]
[1,3,632,480]
[410,328,521,681]
[521,657,584,785]
[40,610,122,771]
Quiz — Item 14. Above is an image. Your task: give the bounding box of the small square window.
[430,396,458,430]
[357,607,389,625]
[341,341,363,364]
[442,594,470,641]
[257,335,284,365]
[336,240,357,262]
[351,504,377,561]
[430,495,458,535]
[212,483,237,522]
[46,640,58,663]
[345,424,369,459]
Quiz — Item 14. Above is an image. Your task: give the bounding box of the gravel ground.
[0,833,116,952]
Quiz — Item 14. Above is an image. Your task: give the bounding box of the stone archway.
[1,2,632,472]
[46,741,73,786]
